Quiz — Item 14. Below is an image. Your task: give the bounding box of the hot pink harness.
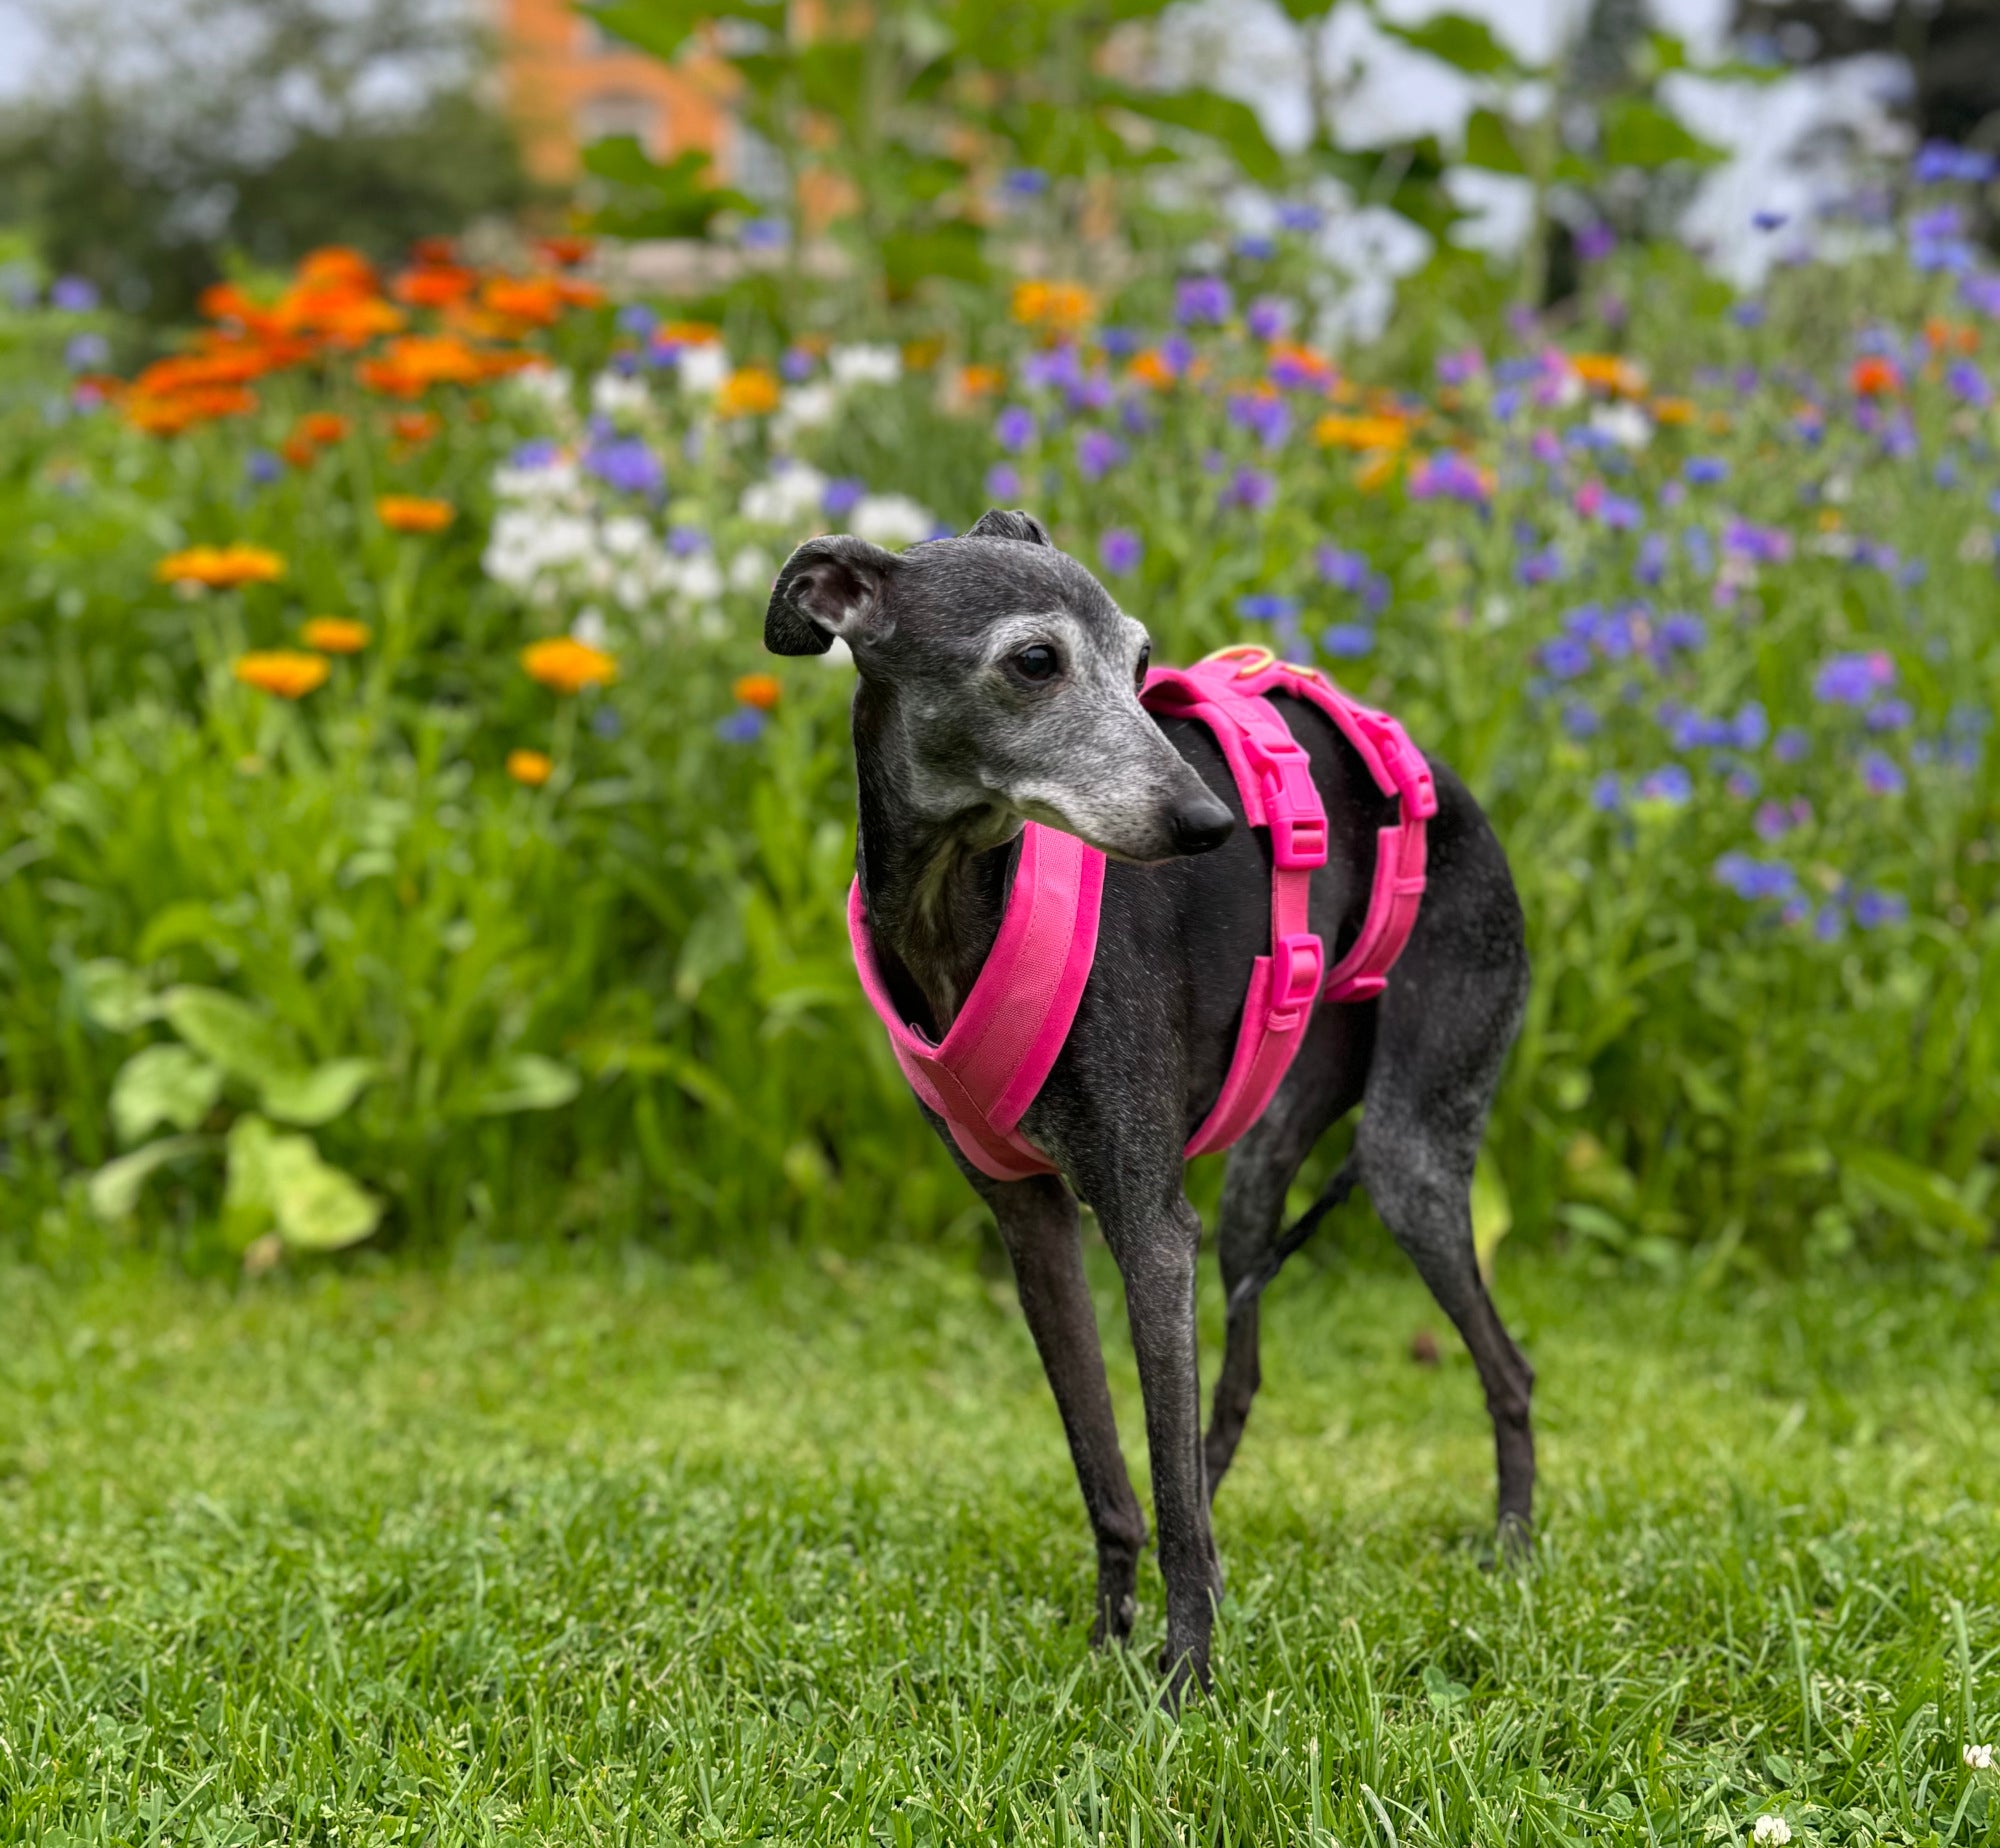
[848,645,1438,1182]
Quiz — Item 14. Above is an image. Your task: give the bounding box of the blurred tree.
[0,0,537,319]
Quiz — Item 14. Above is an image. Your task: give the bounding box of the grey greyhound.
[764,508,1534,1698]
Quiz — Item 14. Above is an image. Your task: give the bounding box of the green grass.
[2,1241,1996,1845]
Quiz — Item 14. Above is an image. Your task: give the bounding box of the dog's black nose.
[1168,791,1235,855]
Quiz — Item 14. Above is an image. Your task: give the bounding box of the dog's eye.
[1134,642,1151,690]
[1013,644,1060,683]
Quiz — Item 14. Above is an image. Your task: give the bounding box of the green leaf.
[1378,12,1520,76]
[160,987,299,1087]
[1422,1663,1472,1709]
[465,1055,582,1117]
[111,1045,224,1143]
[1462,107,1527,176]
[259,1058,378,1128]
[1600,97,1722,169]
[882,225,988,289]
[1841,1147,1988,1247]
[224,1115,381,1253]
[78,958,159,1033]
[136,899,220,961]
[583,0,780,63]
[1099,85,1284,185]
[88,1135,209,1220]
[580,139,755,239]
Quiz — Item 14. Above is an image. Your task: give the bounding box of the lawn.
[1,1242,1995,1844]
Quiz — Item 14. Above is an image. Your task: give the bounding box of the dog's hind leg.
[1204,1009,1370,1502]
[984,1173,1151,1645]
[1351,932,1535,1548]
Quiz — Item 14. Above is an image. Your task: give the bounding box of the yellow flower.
[300,616,370,653]
[1649,395,1695,426]
[732,673,781,711]
[506,748,554,786]
[1314,413,1410,452]
[1571,353,1647,398]
[1355,450,1401,493]
[233,651,329,698]
[156,544,286,589]
[521,637,617,694]
[1011,280,1097,332]
[715,367,781,417]
[376,495,454,533]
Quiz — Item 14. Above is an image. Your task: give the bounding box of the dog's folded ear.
[765,534,903,656]
[964,508,1053,546]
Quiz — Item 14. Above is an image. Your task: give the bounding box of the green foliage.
[0,1252,1996,1836]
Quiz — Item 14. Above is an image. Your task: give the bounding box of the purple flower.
[780,346,816,382]
[1591,773,1624,812]
[1235,234,1276,263]
[1246,294,1292,341]
[1099,325,1142,357]
[584,436,665,496]
[1730,301,1766,328]
[1067,375,1114,413]
[1175,276,1233,326]
[1320,623,1375,658]
[1635,532,1667,586]
[1732,701,1769,749]
[1864,698,1913,732]
[1225,467,1275,512]
[245,449,282,486]
[1723,518,1792,565]
[1541,636,1593,680]
[1771,725,1809,764]
[716,709,766,743]
[1636,765,1693,805]
[1227,391,1291,449]
[509,438,560,470]
[1754,799,1810,841]
[1316,545,1371,593]
[1752,210,1788,232]
[1160,333,1196,375]
[1277,203,1322,233]
[667,526,708,556]
[1813,903,1845,943]
[1946,359,1989,406]
[1561,701,1601,739]
[1518,543,1563,586]
[1858,749,1906,796]
[64,331,111,371]
[1658,612,1706,653]
[1684,457,1728,485]
[1075,428,1126,481]
[49,276,99,312]
[617,303,658,336]
[1576,223,1617,262]
[1408,451,1491,506]
[984,463,1022,500]
[1436,348,1484,387]
[1003,167,1049,196]
[1714,853,1797,901]
[995,406,1036,452]
[740,217,789,249]
[1813,650,1895,705]
[1099,528,1142,574]
[1239,593,1300,622]
[822,477,866,517]
[1023,345,1084,391]
[1914,142,1997,185]
[1853,890,1908,929]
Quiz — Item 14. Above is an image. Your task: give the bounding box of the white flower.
[740,461,829,528]
[850,493,935,548]
[666,553,725,602]
[570,608,609,648]
[727,546,774,594]
[599,515,652,559]
[494,458,580,502]
[772,381,838,440]
[1967,1743,1995,1771]
[1589,402,1652,450]
[677,344,730,397]
[829,343,901,388]
[1753,1817,1791,1846]
[590,371,651,419]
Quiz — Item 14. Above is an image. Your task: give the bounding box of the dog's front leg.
[1097,1188,1219,1700]
[984,1175,1149,1645]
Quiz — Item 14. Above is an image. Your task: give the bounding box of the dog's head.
[765,509,1233,863]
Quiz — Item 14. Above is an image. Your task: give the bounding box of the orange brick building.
[489,0,737,188]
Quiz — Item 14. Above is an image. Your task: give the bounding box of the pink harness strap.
[846,644,1436,1181]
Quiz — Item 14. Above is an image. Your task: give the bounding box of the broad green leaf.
[161,987,299,1087]
[583,0,780,63]
[259,1058,378,1128]
[466,1054,582,1117]
[1422,1663,1472,1709]
[136,899,220,961]
[1099,86,1285,185]
[225,1115,381,1253]
[1841,1147,1987,1246]
[88,1135,208,1220]
[1378,12,1520,76]
[1600,96,1722,169]
[882,226,988,290]
[581,139,755,239]
[1471,1151,1512,1281]
[1462,106,1527,175]
[111,1045,224,1144]
[78,958,158,1033]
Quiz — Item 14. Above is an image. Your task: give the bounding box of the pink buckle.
[1354,708,1437,818]
[1269,933,1324,1028]
[1242,731,1328,868]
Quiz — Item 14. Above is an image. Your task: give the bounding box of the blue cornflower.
[780,346,815,381]
[1684,457,1728,485]
[617,303,658,336]
[1276,202,1322,233]
[1075,429,1126,481]
[245,449,282,486]
[822,477,866,517]
[1714,853,1797,901]
[1591,773,1624,812]
[994,406,1036,452]
[716,710,766,743]
[1099,528,1142,574]
[1246,295,1291,341]
[49,276,98,312]
[1175,276,1232,326]
[1636,765,1693,805]
[1540,637,1593,680]
[1813,650,1894,705]
[1238,593,1300,622]
[1853,890,1908,928]
[1003,168,1049,196]
[1320,623,1374,658]
[583,436,664,496]
[984,463,1022,500]
[1858,749,1906,796]
[1561,701,1601,739]
[1225,467,1275,512]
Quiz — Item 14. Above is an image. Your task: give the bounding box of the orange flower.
[376,496,454,533]
[1012,280,1098,333]
[733,673,782,710]
[1924,316,1976,354]
[1649,395,1696,426]
[126,385,258,435]
[506,748,555,786]
[521,637,617,693]
[233,650,329,698]
[392,265,477,309]
[536,234,595,267]
[156,544,286,590]
[1571,353,1647,397]
[482,276,564,326]
[281,434,319,469]
[716,366,782,417]
[1355,451,1401,493]
[391,410,441,445]
[1850,356,1901,396]
[358,333,485,397]
[301,617,370,653]
[658,320,723,347]
[1265,341,1337,390]
[297,247,378,293]
[1129,346,1205,390]
[902,337,944,372]
[1314,412,1410,452]
[956,363,1005,399]
[297,411,350,445]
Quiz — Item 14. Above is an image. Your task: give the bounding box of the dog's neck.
[852,685,1019,1036]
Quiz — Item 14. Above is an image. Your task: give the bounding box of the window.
[576,90,662,150]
